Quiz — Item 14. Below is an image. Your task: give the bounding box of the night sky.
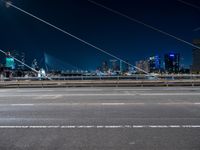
[0,0,200,70]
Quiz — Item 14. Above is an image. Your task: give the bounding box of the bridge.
[0,1,200,150]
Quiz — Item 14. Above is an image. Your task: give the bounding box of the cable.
[87,0,200,50]
[176,0,200,10]
[176,0,200,32]
[193,27,200,32]
[3,1,150,75]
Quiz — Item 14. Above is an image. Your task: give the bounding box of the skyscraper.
[110,59,118,72]
[149,55,161,73]
[164,53,180,73]
[191,39,200,74]
[101,61,108,72]
[5,52,15,69]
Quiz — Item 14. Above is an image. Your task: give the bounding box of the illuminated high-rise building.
[164,53,180,73]
[120,60,126,73]
[5,51,15,69]
[149,55,161,73]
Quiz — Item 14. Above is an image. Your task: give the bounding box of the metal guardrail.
[1,74,200,81]
[0,75,200,88]
[0,79,200,88]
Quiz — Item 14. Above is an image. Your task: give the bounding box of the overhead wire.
[176,0,200,10]
[87,0,200,50]
[176,0,200,32]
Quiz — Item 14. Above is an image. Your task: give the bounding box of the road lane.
[0,87,200,150]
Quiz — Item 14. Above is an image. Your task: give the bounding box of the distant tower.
[102,61,108,72]
[5,51,15,69]
[120,60,124,73]
[110,59,118,71]
[164,53,180,73]
[148,55,161,73]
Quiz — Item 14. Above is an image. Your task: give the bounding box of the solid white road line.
[0,102,198,107]
[0,125,199,129]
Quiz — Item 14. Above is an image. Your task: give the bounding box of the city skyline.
[0,0,200,70]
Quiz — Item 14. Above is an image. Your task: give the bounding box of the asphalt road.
[0,87,200,150]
